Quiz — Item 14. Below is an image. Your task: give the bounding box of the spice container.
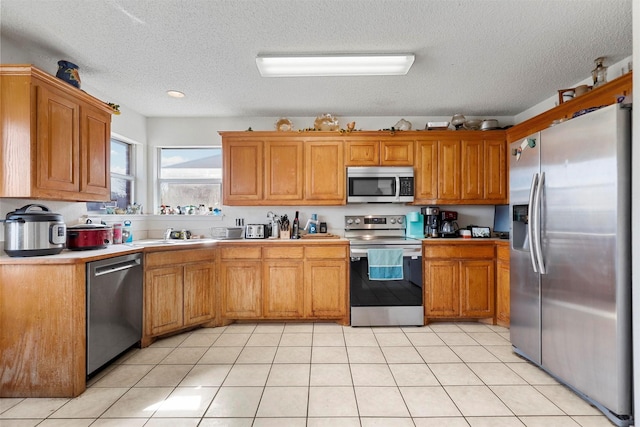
[113,223,123,244]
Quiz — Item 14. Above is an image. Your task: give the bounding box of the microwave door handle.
[394,176,400,200]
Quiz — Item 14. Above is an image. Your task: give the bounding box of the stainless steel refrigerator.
[509,103,632,426]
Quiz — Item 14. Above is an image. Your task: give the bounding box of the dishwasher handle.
[94,259,141,277]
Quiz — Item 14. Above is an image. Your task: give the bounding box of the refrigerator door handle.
[528,173,539,273]
[533,171,547,274]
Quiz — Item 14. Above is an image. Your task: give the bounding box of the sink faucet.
[164,227,173,240]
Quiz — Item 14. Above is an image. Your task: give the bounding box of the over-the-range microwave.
[347,166,414,203]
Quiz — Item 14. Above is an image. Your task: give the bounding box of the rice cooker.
[3,204,66,257]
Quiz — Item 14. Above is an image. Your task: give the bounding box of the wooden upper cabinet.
[304,139,345,203]
[36,84,80,194]
[220,132,345,205]
[80,104,111,198]
[438,139,462,200]
[264,140,303,201]
[413,131,507,205]
[484,138,508,202]
[0,65,112,202]
[380,139,414,165]
[345,140,379,165]
[345,139,413,166]
[414,139,438,203]
[222,138,264,203]
[461,139,484,200]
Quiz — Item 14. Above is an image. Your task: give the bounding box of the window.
[158,147,222,212]
[87,138,135,211]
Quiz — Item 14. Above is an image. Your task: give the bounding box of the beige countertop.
[0,237,512,265]
[0,237,350,264]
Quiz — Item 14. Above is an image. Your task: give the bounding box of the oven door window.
[350,256,423,307]
[349,177,395,197]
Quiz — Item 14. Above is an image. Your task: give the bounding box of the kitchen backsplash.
[0,198,496,242]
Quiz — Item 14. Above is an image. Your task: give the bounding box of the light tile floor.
[0,322,616,426]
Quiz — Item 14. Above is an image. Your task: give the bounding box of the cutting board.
[300,233,340,239]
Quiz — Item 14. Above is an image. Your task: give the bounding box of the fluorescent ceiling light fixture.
[167,90,185,98]
[256,53,415,77]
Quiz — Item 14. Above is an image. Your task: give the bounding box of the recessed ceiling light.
[256,53,415,77]
[167,90,185,98]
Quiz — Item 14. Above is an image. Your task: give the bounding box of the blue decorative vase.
[56,60,81,88]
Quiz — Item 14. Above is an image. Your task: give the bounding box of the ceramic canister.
[56,60,81,88]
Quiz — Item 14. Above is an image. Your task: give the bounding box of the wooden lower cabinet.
[219,243,349,323]
[496,244,510,327]
[144,249,216,342]
[305,260,347,319]
[0,263,86,397]
[145,266,184,336]
[424,243,495,321]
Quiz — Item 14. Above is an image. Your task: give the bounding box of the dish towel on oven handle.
[367,248,403,280]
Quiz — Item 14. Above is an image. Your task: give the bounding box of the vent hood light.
[256,53,415,77]
[167,90,185,98]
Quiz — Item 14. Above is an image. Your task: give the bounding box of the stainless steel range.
[345,215,423,326]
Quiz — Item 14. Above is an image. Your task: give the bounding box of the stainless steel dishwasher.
[87,253,143,375]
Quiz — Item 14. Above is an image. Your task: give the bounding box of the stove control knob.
[390,218,396,224]
[397,217,404,224]
[354,218,361,225]
[346,218,353,225]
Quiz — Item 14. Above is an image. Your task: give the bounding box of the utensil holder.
[280,230,290,239]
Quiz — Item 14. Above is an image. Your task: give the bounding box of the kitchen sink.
[126,238,218,247]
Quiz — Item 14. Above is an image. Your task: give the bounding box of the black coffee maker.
[439,210,459,238]
[421,206,440,238]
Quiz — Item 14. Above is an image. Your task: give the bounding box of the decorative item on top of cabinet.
[0,65,112,202]
[55,60,81,88]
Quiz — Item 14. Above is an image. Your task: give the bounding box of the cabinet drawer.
[423,244,494,259]
[496,245,510,262]
[146,248,215,268]
[263,246,304,259]
[220,246,262,259]
[305,245,348,259]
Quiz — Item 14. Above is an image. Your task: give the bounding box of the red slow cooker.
[66,224,111,250]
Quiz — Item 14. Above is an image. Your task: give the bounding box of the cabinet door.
[183,262,216,326]
[460,260,495,318]
[80,104,111,199]
[304,140,345,203]
[414,140,438,203]
[304,260,347,318]
[220,260,262,318]
[461,139,484,200]
[263,261,304,318]
[380,140,414,165]
[484,138,508,202]
[496,248,510,326]
[437,140,461,200]
[264,140,303,201]
[345,140,379,166]
[424,260,459,317]
[145,267,184,336]
[222,139,263,203]
[36,84,80,194]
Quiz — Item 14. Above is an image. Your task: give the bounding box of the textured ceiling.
[0,0,632,118]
